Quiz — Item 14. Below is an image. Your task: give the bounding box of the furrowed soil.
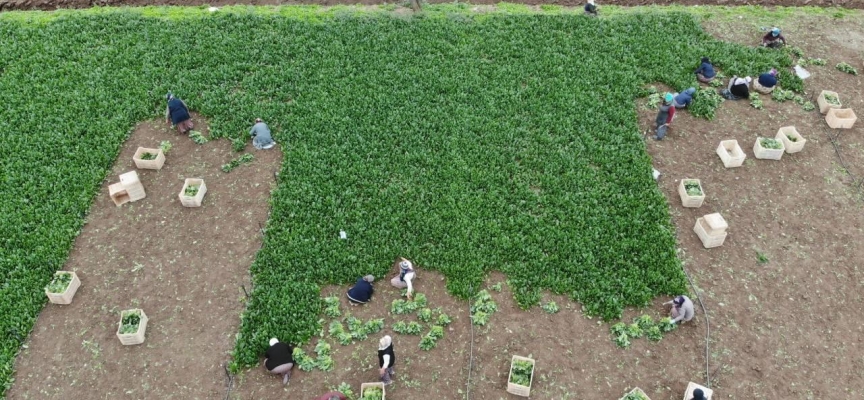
[8,8,864,400]
[7,116,283,400]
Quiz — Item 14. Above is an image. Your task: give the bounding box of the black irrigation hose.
[679,262,710,387]
[824,128,864,198]
[223,363,235,400]
[465,284,476,400]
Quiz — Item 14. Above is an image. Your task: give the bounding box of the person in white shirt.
[377,335,396,385]
[389,258,416,300]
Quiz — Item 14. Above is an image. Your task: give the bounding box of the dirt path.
[7,117,282,400]
[1,0,862,13]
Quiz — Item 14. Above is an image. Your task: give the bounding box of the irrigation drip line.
[825,128,864,199]
[679,261,710,387]
[223,363,235,400]
[465,284,476,400]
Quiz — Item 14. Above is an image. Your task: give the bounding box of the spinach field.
[0,6,796,388]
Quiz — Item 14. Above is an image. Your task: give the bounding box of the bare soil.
[8,10,864,400]
[7,115,283,400]
[0,0,862,12]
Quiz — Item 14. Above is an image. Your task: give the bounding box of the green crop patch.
[0,7,798,392]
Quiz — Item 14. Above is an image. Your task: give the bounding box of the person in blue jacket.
[347,275,375,305]
[756,68,778,93]
[694,57,717,83]
[672,87,697,109]
[165,93,193,135]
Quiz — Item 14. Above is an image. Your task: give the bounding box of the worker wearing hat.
[263,338,294,385]
[377,335,397,385]
[390,258,417,300]
[762,27,786,48]
[347,275,376,305]
[653,93,675,141]
[664,295,695,324]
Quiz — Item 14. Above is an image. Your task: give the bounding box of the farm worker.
[584,0,597,16]
[689,388,707,400]
[315,391,348,400]
[756,68,778,93]
[721,76,751,100]
[390,258,416,300]
[249,118,276,150]
[264,338,294,385]
[762,27,786,48]
[165,93,193,135]
[694,57,717,83]
[664,295,695,324]
[378,335,397,385]
[652,93,675,141]
[672,87,697,109]
[347,275,375,305]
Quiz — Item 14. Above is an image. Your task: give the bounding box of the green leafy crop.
[541,301,560,314]
[417,308,433,323]
[323,296,342,318]
[509,359,534,387]
[0,8,796,389]
[392,321,423,335]
[221,153,254,173]
[118,310,142,335]
[44,272,72,294]
[188,130,208,144]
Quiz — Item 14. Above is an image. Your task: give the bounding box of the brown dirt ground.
[0,0,862,13]
[8,10,864,400]
[7,114,283,400]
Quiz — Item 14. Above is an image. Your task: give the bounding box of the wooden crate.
[694,213,728,249]
[116,309,149,345]
[119,171,146,201]
[753,137,785,160]
[619,387,652,400]
[683,382,713,400]
[45,271,81,305]
[360,382,386,400]
[506,355,536,397]
[716,140,745,168]
[817,90,841,114]
[826,108,857,129]
[133,147,166,170]
[678,179,705,208]
[109,182,130,207]
[179,178,208,207]
[775,126,805,154]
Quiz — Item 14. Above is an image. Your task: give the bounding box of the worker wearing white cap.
[390,258,417,300]
[377,335,396,385]
[264,338,294,385]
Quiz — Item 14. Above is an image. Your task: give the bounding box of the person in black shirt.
[264,338,294,385]
[347,275,375,305]
[721,76,751,100]
[377,335,396,385]
[584,0,597,16]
